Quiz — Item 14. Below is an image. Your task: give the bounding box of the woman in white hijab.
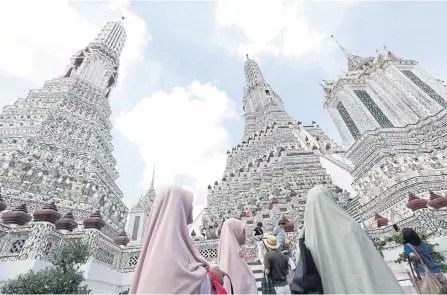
[303,185,405,294]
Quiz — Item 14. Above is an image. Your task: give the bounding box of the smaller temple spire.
[244,55,265,88]
[331,35,353,60]
[150,165,156,190]
[331,35,373,72]
[131,165,156,211]
[382,44,402,61]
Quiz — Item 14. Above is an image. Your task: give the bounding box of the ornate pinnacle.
[374,212,388,227]
[33,201,62,224]
[83,209,106,230]
[408,191,419,200]
[1,203,32,226]
[331,34,371,72]
[374,212,384,219]
[429,190,441,200]
[407,192,428,211]
[331,35,351,57]
[113,231,130,246]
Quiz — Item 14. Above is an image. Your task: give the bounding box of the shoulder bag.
[291,232,323,294]
[406,244,444,294]
[261,273,276,295]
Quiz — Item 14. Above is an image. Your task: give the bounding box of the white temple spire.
[244,54,265,88]
[149,165,155,191]
[93,21,127,58]
[331,35,373,72]
[331,35,353,61]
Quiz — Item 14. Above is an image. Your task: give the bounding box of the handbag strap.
[261,239,270,252]
[406,244,430,270]
[225,274,234,295]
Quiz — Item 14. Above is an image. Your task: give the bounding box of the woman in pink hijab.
[129,185,217,294]
[218,218,258,294]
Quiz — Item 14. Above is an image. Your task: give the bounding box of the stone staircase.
[344,196,362,223]
[248,261,264,294]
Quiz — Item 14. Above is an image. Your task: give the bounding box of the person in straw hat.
[263,234,291,294]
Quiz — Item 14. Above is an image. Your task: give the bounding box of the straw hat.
[263,234,280,249]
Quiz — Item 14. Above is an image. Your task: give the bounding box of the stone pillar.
[113,231,130,248]
[82,209,106,259]
[0,203,32,257]
[18,202,61,261]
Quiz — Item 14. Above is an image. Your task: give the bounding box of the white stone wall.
[319,155,357,197]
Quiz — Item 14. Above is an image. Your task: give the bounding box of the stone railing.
[365,209,447,250]
[0,219,277,273]
[0,224,32,262]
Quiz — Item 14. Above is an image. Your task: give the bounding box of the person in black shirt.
[263,235,291,294]
[254,222,263,236]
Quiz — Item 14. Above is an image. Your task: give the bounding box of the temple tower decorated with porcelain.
[323,37,447,238]
[0,21,129,237]
[201,55,350,249]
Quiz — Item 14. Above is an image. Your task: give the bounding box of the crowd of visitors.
[127,184,445,294]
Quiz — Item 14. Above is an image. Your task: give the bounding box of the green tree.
[1,240,91,294]
[374,239,387,258]
[377,230,447,272]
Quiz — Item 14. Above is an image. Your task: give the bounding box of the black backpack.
[291,232,323,294]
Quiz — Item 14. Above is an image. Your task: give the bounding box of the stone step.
[249,260,264,294]
[248,261,262,265]
[251,264,264,272]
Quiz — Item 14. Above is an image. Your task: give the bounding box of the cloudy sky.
[1,0,446,218]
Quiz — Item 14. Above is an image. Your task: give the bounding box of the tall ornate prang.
[0,21,129,237]
[203,56,339,260]
[322,36,447,238]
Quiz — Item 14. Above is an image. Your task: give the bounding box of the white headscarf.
[304,185,404,294]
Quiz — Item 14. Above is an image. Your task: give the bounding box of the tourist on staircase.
[299,184,404,294]
[218,218,258,294]
[253,222,264,261]
[402,227,447,293]
[273,218,287,251]
[263,234,292,294]
[207,225,218,240]
[129,185,224,294]
[281,239,296,284]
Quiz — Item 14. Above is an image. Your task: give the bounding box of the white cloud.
[116,81,238,212]
[0,0,148,87]
[214,0,326,60]
[213,0,356,69]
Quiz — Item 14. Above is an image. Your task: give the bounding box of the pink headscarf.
[218,218,258,294]
[129,185,210,294]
